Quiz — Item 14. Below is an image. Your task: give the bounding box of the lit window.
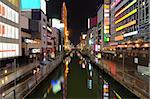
[2,6,5,16]
[0,4,1,15]
[0,1,19,23]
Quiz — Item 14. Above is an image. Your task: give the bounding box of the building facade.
[110,0,150,45]
[21,14,41,64]
[109,0,150,67]
[0,0,21,67]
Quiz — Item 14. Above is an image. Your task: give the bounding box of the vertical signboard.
[104,0,110,42]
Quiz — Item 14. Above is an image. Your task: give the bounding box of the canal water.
[26,51,139,99]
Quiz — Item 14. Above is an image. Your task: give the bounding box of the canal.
[26,51,139,99]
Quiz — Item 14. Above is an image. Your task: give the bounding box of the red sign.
[90,16,97,27]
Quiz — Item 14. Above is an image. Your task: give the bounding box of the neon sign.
[123,31,138,37]
[111,0,122,9]
[115,9,137,24]
[116,20,136,32]
[104,4,110,42]
[115,0,137,17]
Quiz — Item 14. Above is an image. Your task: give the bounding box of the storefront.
[22,38,41,63]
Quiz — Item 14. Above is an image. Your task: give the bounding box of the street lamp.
[4,70,7,74]
[33,67,40,84]
[33,69,37,84]
[122,49,125,81]
[1,80,4,85]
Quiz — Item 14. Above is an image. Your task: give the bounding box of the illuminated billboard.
[115,9,137,24]
[115,0,137,17]
[51,80,61,94]
[0,43,19,58]
[111,0,122,9]
[52,18,64,29]
[103,80,109,98]
[87,79,93,89]
[116,20,136,32]
[41,0,46,14]
[115,35,124,41]
[21,0,40,10]
[90,16,97,27]
[20,0,46,14]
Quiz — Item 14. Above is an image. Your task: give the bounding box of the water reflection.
[28,51,138,99]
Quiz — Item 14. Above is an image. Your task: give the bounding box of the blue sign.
[87,79,93,89]
[20,0,41,11]
[51,80,59,86]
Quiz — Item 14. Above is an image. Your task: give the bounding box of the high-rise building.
[110,0,150,44]
[111,0,138,43]
[0,0,21,61]
[109,0,149,67]
[20,0,48,61]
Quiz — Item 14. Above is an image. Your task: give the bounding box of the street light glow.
[2,79,5,84]
[4,70,8,74]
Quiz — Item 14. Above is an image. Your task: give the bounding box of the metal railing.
[83,51,149,99]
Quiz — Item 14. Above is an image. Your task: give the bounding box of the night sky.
[47,0,103,45]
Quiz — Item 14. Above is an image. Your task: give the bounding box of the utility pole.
[14,59,17,99]
[122,50,125,81]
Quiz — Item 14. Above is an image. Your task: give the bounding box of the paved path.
[0,62,39,88]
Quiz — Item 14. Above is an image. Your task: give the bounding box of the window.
[0,1,19,23]
[43,18,46,22]
[48,42,52,45]
[0,25,1,36]
[142,11,144,18]
[0,22,19,39]
[2,25,4,35]
[2,6,5,16]
[146,7,149,15]
[0,5,1,14]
